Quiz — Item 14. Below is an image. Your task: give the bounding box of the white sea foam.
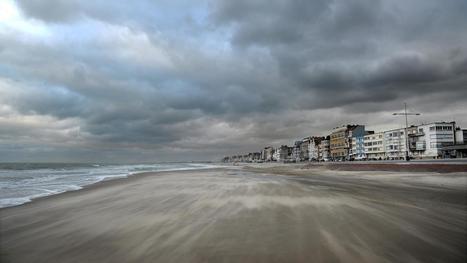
[0,163,221,208]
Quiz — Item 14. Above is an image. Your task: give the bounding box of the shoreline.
[0,167,225,211]
[2,161,466,211]
[3,161,466,211]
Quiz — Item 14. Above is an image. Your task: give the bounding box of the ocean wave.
[0,163,220,208]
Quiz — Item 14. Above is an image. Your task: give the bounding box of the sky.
[1,0,466,162]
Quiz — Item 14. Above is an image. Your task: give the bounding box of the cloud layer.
[1,0,466,162]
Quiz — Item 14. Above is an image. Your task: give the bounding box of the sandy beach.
[1,165,467,263]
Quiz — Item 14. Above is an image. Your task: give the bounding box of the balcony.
[408,131,424,137]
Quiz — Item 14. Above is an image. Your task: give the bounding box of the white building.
[308,137,322,161]
[274,145,292,162]
[455,128,467,144]
[300,137,310,161]
[384,128,407,160]
[318,137,330,161]
[409,122,456,158]
[292,141,302,162]
[364,132,385,160]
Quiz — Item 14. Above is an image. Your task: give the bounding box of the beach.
[1,165,467,263]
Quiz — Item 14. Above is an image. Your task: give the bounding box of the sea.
[0,162,221,208]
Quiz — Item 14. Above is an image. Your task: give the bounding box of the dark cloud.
[0,0,466,162]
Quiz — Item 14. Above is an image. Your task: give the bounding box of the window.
[430,126,435,131]
[418,128,423,133]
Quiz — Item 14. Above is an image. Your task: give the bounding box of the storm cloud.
[0,0,466,162]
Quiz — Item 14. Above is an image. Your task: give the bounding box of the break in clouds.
[1,0,466,162]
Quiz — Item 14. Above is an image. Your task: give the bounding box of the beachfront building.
[308,136,323,161]
[274,145,293,162]
[318,136,330,161]
[330,125,365,161]
[364,132,385,160]
[292,141,302,162]
[250,152,261,162]
[350,130,371,160]
[384,128,407,160]
[262,146,275,161]
[455,128,467,144]
[300,137,310,161]
[441,127,467,158]
[408,122,456,159]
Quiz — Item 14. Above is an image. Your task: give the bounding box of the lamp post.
[393,103,420,161]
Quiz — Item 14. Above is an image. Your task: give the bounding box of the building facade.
[384,128,407,160]
[364,132,385,160]
[318,136,330,161]
[408,122,456,158]
[308,136,323,161]
[455,128,467,144]
[292,141,302,162]
[350,131,369,161]
[300,137,310,161]
[330,125,365,161]
[274,145,292,162]
[262,146,275,161]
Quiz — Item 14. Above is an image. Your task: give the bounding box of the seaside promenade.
[1,164,466,263]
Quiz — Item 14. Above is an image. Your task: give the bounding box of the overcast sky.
[1,0,466,162]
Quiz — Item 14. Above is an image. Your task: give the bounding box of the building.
[455,128,467,144]
[274,145,293,162]
[223,121,465,163]
[330,125,365,161]
[292,141,302,162]
[262,146,275,161]
[351,131,371,160]
[408,122,456,158]
[300,137,310,161]
[308,136,323,161]
[384,127,407,160]
[440,127,467,159]
[249,152,261,162]
[318,136,330,161]
[364,132,385,160]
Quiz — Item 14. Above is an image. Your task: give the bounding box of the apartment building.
[308,136,323,161]
[318,136,330,161]
[292,141,302,162]
[408,122,456,158]
[330,125,365,161]
[351,131,371,160]
[274,145,293,162]
[384,128,407,160]
[262,146,275,161]
[364,132,385,160]
[300,137,310,161]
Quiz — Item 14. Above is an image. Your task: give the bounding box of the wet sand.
[302,162,467,173]
[1,167,466,262]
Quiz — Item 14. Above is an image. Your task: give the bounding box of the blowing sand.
[1,167,466,263]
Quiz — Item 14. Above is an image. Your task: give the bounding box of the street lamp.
[393,103,420,161]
